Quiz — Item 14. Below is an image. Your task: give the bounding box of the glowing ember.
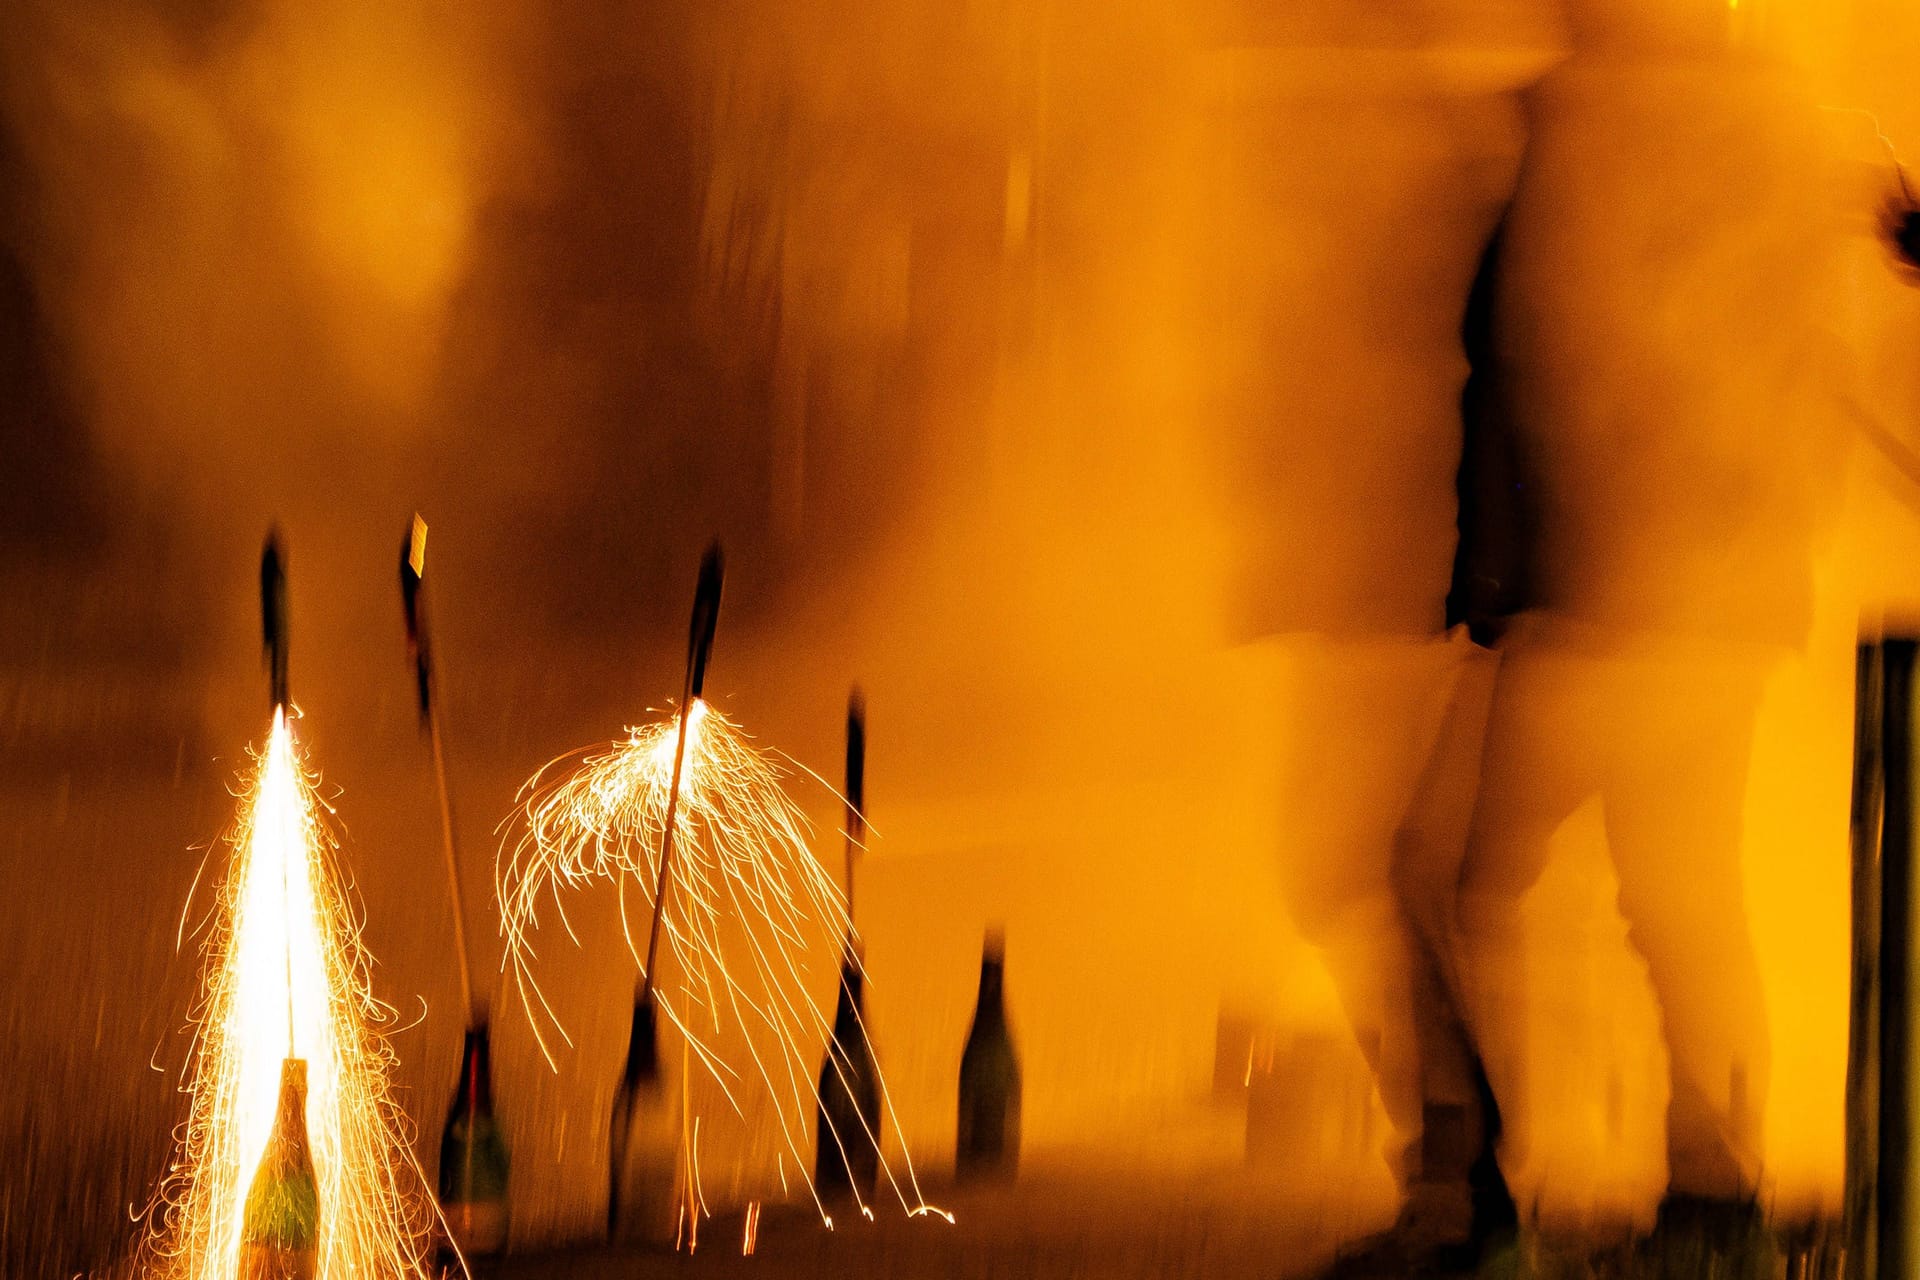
[147,707,435,1279]
[497,699,948,1225]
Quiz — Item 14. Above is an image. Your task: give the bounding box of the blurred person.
[1308,218,1545,1280]
[1189,4,1551,1270]
[1450,0,1914,1253]
[1378,224,1534,1269]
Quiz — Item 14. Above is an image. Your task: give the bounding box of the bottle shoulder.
[959,1028,1019,1076]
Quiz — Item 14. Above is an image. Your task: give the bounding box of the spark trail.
[497,700,946,1225]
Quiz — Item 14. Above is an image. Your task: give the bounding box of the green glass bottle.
[439,1021,509,1256]
[956,927,1021,1182]
[814,945,881,1202]
[240,1057,319,1280]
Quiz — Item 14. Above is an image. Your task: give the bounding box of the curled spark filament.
[497,699,947,1225]
[147,707,436,1280]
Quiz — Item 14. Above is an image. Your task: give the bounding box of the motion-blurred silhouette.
[1452,0,1883,1254]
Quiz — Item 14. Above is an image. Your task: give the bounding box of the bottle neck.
[622,993,659,1089]
[832,959,865,1036]
[455,1025,494,1113]
[973,958,1004,1027]
[271,1059,313,1164]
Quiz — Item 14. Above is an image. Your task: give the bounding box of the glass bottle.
[439,1020,509,1257]
[240,1057,319,1280]
[609,990,681,1245]
[957,927,1021,1182]
[814,944,881,1202]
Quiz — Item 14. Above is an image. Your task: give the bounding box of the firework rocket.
[256,532,296,1061]
[242,528,315,1280]
[639,540,725,1003]
[399,515,478,1025]
[610,544,722,1247]
[404,517,512,1259]
[261,530,289,712]
[497,543,945,1225]
[399,516,433,725]
[144,530,438,1280]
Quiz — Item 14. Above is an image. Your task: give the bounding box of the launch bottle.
[240,1057,319,1280]
[956,927,1020,1182]
[399,519,514,1256]
[439,1019,509,1257]
[609,990,680,1245]
[814,944,881,1201]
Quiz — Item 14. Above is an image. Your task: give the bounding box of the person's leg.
[1307,896,1431,1189]
[1455,620,1599,1198]
[1391,635,1503,1227]
[1394,636,1501,1100]
[1271,633,1473,1191]
[1603,651,1773,1205]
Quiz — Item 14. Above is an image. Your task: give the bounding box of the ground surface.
[476,1170,1366,1280]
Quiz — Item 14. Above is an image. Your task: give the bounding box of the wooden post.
[1846,643,1883,1280]
[1878,639,1917,1280]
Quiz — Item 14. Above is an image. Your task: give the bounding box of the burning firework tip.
[640,540,728,1001]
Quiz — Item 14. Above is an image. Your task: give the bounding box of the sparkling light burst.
[148,707,437,1279]
[497,699,946,1224]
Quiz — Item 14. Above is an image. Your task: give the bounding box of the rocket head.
[260,528,289,710]
[399,515,431,720]
[845,688,866,834]
[686,541,725,701]
[400,515,426,647]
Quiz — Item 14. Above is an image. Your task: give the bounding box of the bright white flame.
[146,707,436,1279]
